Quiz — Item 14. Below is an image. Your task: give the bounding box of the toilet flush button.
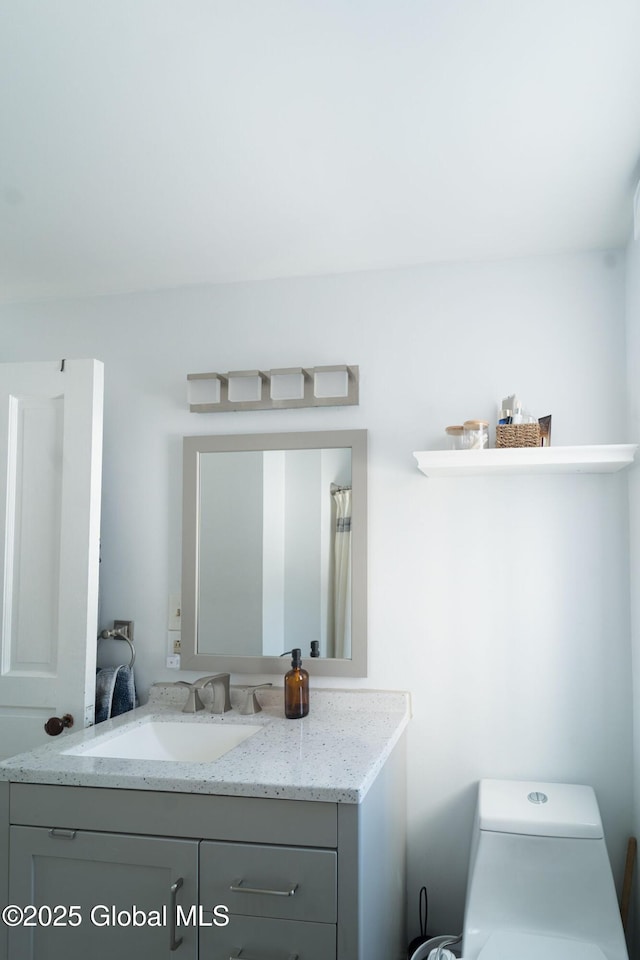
[527,791,549,804]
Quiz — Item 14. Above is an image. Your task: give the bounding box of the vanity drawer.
[199,915,336,960]
[200,841,337,923]
[10,785,337,847]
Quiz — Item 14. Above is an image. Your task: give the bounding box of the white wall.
[283,449,322,650]
[199,450,263,655]
[0,249,633,938]
[626,234,640,955]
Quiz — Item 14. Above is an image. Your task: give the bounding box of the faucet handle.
[240,683,273,715]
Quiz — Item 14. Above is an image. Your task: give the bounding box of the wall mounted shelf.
[413,444,638,478]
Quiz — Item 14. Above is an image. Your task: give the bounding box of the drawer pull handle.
[229,878,298,898]
[230,951,298,960]
[48,829,77,840]
[169,877,183,951]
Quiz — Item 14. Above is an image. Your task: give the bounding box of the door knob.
[44,714,74,736]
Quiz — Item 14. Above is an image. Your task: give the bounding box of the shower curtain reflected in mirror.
[330,485,352,659]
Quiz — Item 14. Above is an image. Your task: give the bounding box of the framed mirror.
[181,429,367,676]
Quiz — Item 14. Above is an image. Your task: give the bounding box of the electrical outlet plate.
[166,630,181,655]
[114,620,134,643]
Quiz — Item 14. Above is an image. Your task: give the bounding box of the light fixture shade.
[186,365,359,412]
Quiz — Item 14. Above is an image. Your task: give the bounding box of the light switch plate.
[168,595,181,631]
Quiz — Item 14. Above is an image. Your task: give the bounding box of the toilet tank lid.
[477,779,603,839]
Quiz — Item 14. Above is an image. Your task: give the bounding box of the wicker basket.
[495,423,541,448]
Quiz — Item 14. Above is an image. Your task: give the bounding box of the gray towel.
[95,665,138,724]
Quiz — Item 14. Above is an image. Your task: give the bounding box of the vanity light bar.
[187,364,359,412]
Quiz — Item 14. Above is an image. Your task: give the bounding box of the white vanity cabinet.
[2,732,406,960]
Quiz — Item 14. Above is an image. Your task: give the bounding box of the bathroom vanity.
[0,687,409,960]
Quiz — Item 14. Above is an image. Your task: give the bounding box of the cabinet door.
[8,826,198,960]
[200,915,336,960]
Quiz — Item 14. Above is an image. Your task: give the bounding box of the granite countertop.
[0,685,410,803]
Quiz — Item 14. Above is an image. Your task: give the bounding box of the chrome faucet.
[175,674,231,714]
[196,673,231,714]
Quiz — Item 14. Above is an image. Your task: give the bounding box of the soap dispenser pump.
[284,648,309,719]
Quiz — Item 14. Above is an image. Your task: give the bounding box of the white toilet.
[461,779,629,959]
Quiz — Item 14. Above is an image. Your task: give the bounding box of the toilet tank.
[462,779,628,960]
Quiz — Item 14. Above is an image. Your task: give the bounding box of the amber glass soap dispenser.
[284,648,309,719]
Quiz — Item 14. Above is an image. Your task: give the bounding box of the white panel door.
[0,359,103,759]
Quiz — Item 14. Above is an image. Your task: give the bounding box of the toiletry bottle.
[284,648,309,719]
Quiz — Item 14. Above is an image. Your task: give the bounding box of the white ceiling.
[2,0,640,304]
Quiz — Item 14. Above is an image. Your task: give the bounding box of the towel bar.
[98,629,135,668]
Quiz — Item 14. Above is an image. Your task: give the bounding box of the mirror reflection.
[181,430,367,677]
[198,446,352,658]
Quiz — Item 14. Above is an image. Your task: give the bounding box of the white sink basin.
[64,719,262,763]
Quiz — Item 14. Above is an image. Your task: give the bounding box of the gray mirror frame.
[181,429,368,677]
